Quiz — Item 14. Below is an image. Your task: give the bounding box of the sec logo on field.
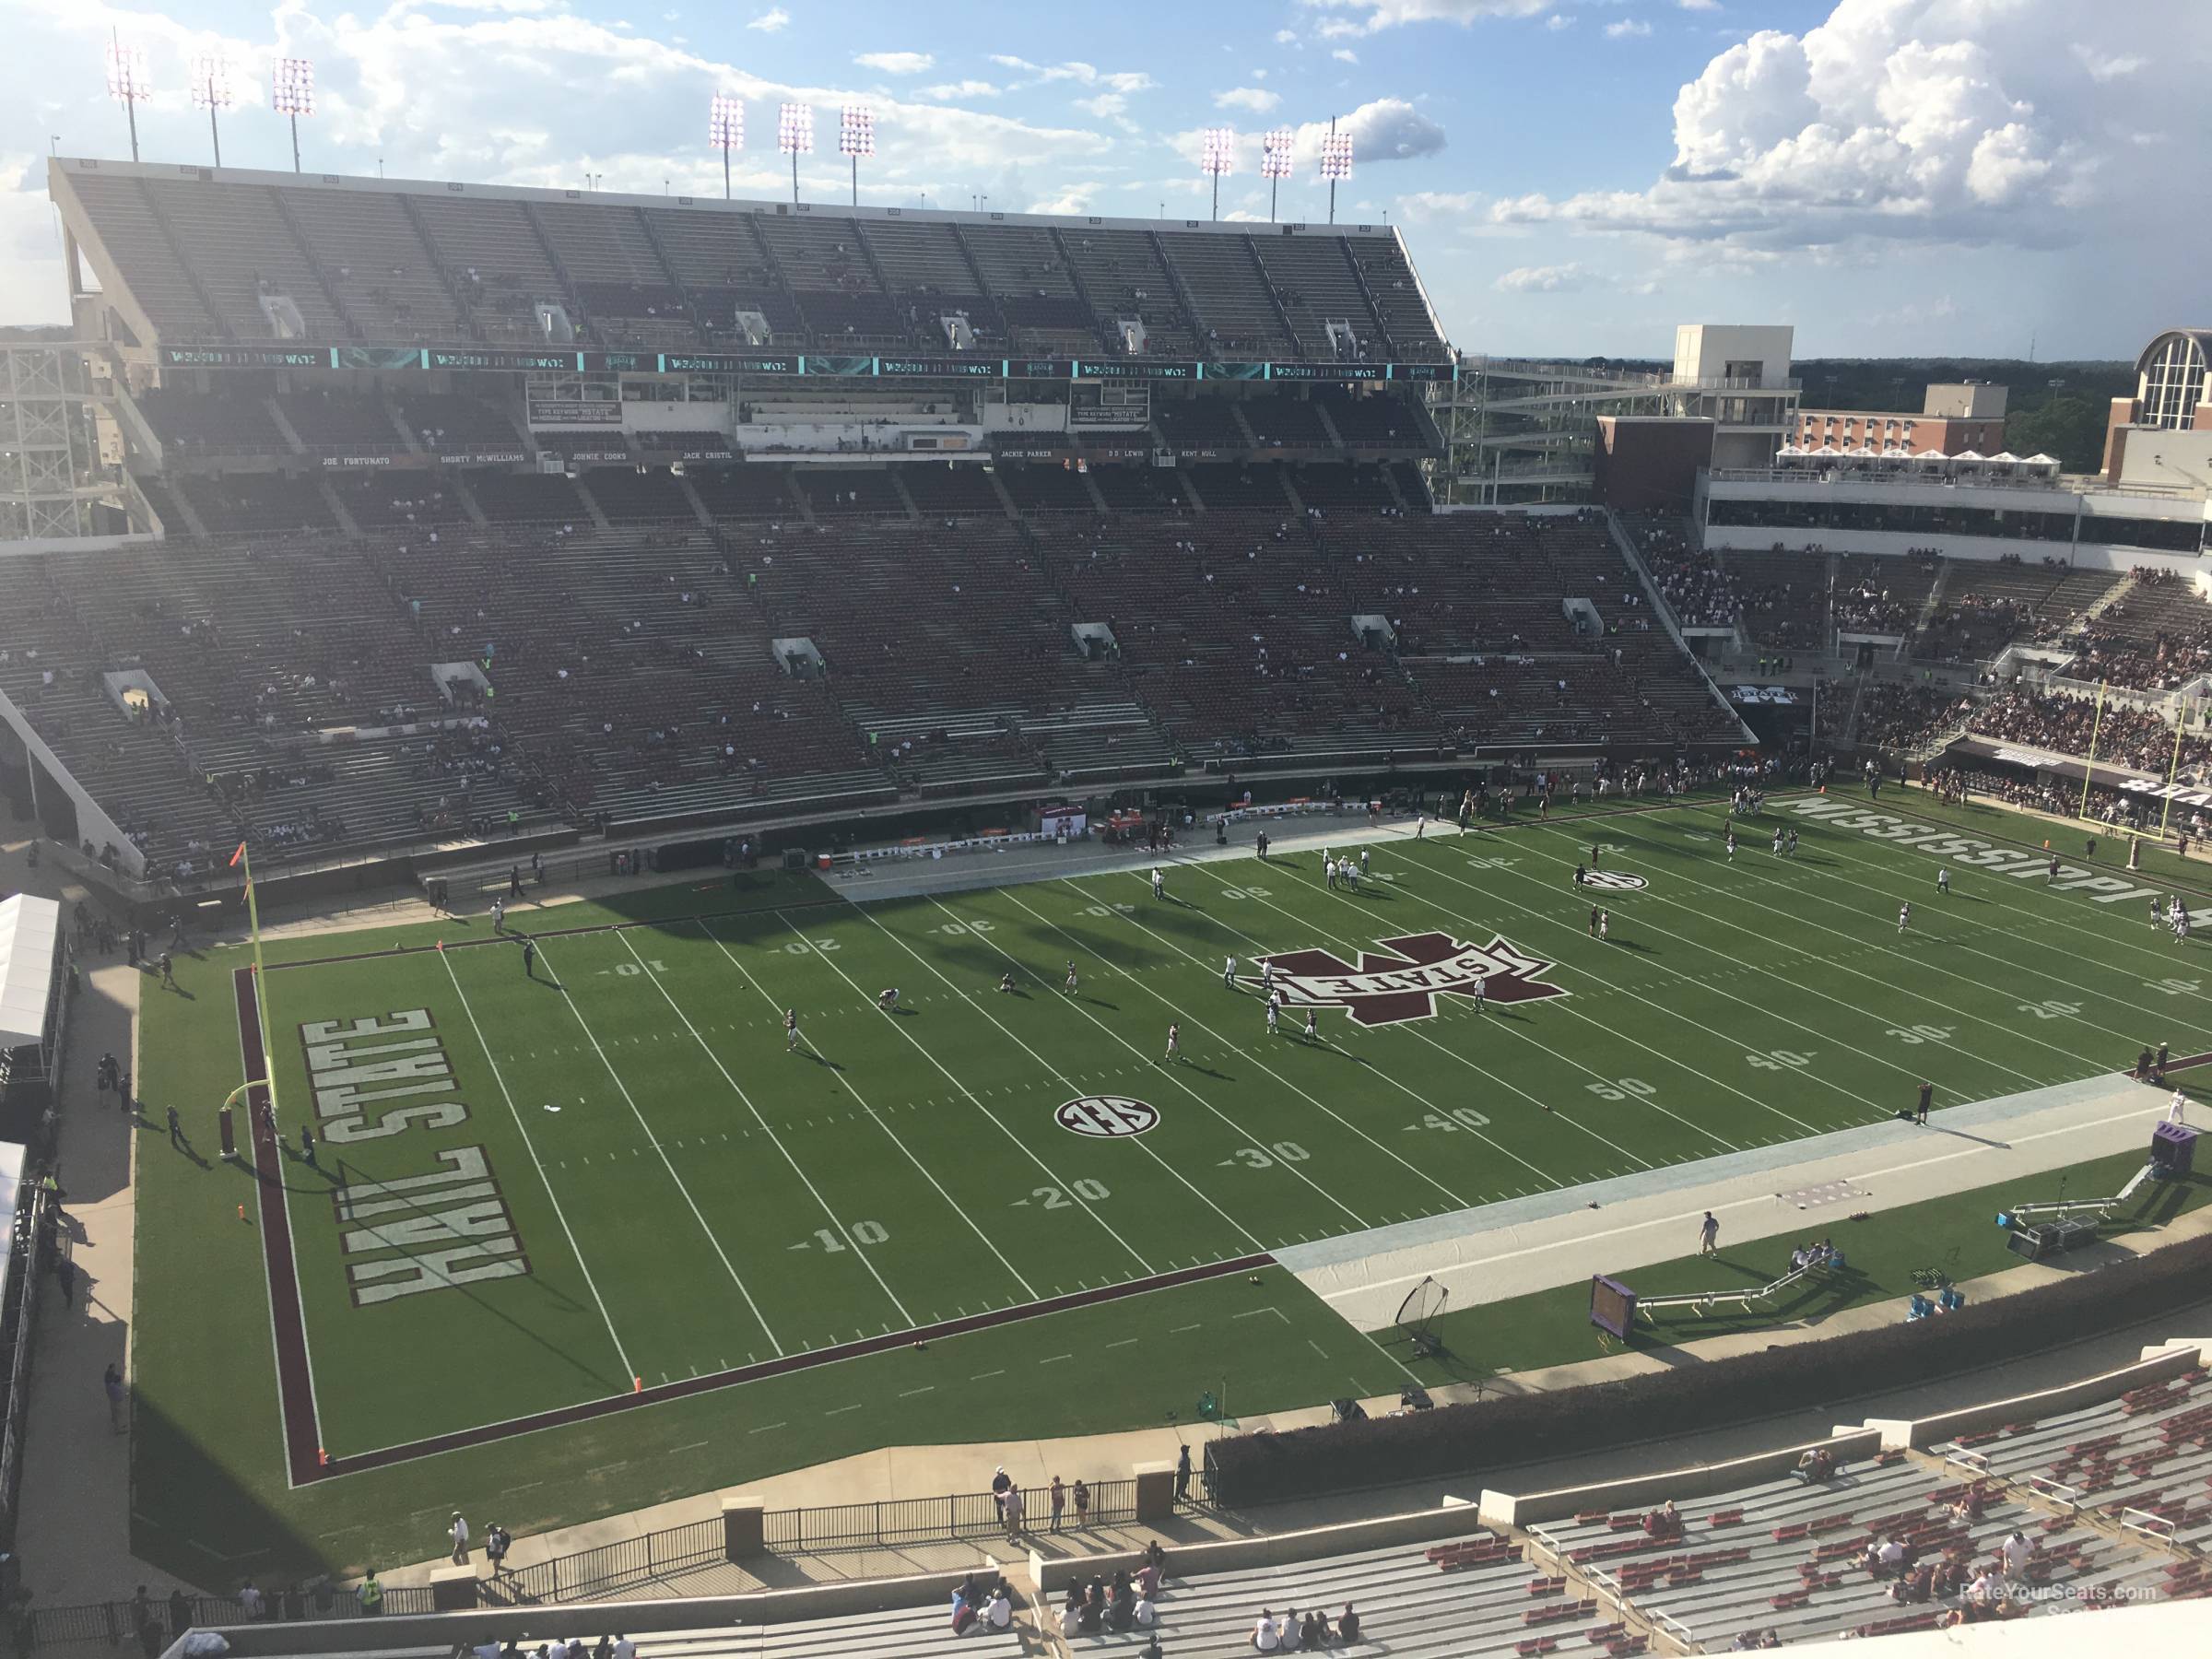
[1056,1096,1160,1138]
[1582,870,1649,891]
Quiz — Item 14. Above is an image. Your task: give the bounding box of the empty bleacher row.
[1959,1365,2212,1559]
[68,169,1450,362]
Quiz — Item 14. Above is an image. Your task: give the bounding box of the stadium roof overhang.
[0,893,61,1051]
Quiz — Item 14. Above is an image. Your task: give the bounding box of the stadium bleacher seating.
[2051,571,2212,689]
[465,471,589,525]
[1155,400,1250,454]
[1090,465,1186,516]
[796,469,909,519]
[688,465,800,522]
[1724,547,1830,649]
[585,466,700,524]
[397,392,526,454]
[1053,228,1201,359]
[135,386,290,456]
[997,462,1098,514]
[900,463,1006,519]
[1184,465,1291,512]
[327,473,470,531]
[1061,1534,1543,1654]
[1914,561,2120,663]
[177,472,337,535]
[1965,1368,2212,1561]
[65,168,1450,365]
[1530,1449,2162,1648]
[278,388,406,452]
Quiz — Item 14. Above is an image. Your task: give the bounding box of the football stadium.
[7,12,2212,1657]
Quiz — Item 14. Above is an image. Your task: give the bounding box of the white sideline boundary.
[1278,1071,2183,1331]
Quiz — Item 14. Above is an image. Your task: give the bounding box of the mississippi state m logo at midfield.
[1257,932,1570,1026]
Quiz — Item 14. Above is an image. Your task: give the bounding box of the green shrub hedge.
[1205,1231,2212,1506]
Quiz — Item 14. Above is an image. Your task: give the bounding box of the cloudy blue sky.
[4,0,2206,359]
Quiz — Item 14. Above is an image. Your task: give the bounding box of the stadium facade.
[0,156,1755,896]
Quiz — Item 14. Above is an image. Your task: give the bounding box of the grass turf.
[128,781,2208,1583]
[1399,1140,2212,1388]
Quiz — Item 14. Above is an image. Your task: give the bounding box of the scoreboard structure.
[1590,1275,1638,1340]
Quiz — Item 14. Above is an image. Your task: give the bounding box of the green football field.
[128,781,2212,1581]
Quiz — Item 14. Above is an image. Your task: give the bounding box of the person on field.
[521,937,537,977]
[1917,1081,1933,1125]
[1162,1022,1182,1064]
[785,1008,799,1053]
[449,1512,470,1565]
[1699,1211,1720,1256]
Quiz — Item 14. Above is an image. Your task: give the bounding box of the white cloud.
[853,52,934,76]
[1546,14,1573,28]
[746,6,788,30]
[1487,0,2211,264]
[987,55,1155,93]
[1297,0,1552,34]
[1333,49,1359,64]
[1395,189,1488,220]
[1677,0,1721,11]
[1216,87,1281,112]
[918,80,1000,100]
[1077,93,1129,118]
[1274,28,1300,44]
[2069,44,2146,82]
[1493,261,1586,291]
[1606,18,1653,39]
[1298,97,1446,163]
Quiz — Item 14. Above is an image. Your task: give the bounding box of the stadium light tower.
[709,93,743,201]
[1261,126,1294,224]
[191,55,238,169]
[1198,126,1234,223]
[272,57,314,174]
[1318,118,1354,226]
[777,100,813,206]
[105,33,149,163]
[838,104,874,207]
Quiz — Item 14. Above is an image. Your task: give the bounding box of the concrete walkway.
[4,831,162,1607]
[1282,1071,2183,1328]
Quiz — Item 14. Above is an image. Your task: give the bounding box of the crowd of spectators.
[2053,568,2212,690]
[1854,684,1974,753]
[1624,515,1743,628]
[1969,688,2212,776]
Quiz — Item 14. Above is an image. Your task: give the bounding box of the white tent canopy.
[0,893,61,1051]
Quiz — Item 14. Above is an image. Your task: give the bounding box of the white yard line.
[611,929,916,1327]
[531,935,787,1357]
[843,896,1284,1248]
[752,911,1159,1277]
[680,920,1041,1302]
[915,891,1372,1233]
[438,948,636,1382]
[1725,804,2212,1044]
[1365,841,1903,1126]
[1160,863,1718,1167]
[1014,882,1547,1195]
[1544,815,2136,1071]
